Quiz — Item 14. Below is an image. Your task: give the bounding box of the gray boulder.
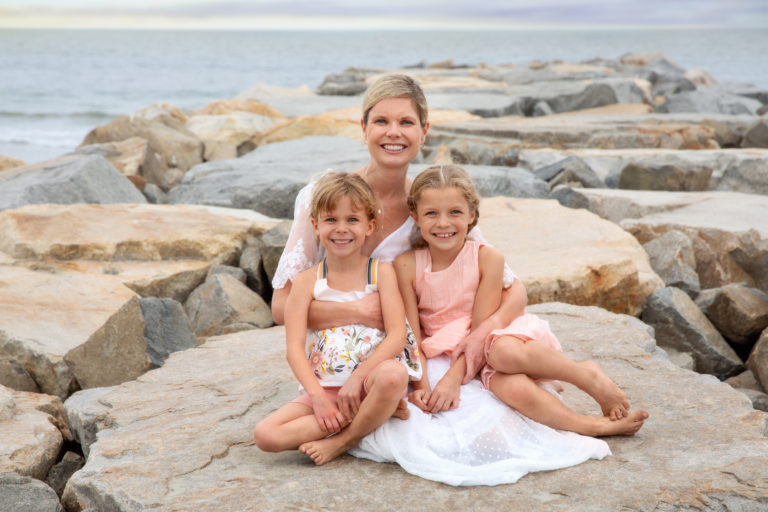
[0,472,63,512]
[715,157,768,194]
[45,451,84,498]
[618,162,712,191]
[316,70,371,96]
[184,274,274,337]
[642,230,700,297]
[641,287,744,379]
[167,136,370,219]
[534,156,604,189]
[695,284,768,347]
[466,165,550,198]
[544,79,646,115]
[63,386,115,458]
[139,298,199,369]
[0,154,146,211]
[742,119,768,148]
[657,89,763,115]
[206,264,247,283]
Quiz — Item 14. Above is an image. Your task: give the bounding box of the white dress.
[273,176,611,486]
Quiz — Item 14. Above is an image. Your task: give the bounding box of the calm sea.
[1,28,767,164]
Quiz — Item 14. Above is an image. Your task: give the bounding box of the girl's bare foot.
[593,409,648,437]
[580,361,630,420]
[391,398,410,420]
[299,435,353,466]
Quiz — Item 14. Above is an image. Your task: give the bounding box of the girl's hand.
[427,376,460,413]
[408,388,431,413]
[337,373,365,421]
[311,393,346,433]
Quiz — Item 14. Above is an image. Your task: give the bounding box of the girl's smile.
[313,196,375,258]
[413,186,476,261]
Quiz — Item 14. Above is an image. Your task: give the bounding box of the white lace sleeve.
[468,226,517,289]
[272,182,324,290]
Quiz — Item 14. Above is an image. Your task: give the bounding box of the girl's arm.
[273,281,384,331]
[394,253,431,412]
[337,261,407,419]
[451,246,527,384]
[284,268,345,433]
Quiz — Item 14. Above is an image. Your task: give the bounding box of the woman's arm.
[451,247,528,384]
[336,262,407,419]
[273,282,384,330]
[284,268,345,433]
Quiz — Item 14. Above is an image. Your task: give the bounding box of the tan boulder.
[192,99,285,118]
[0,385,71,479]
[0,266,147,398]
[186,112,280,159]
[479,197,663,315]
[62,305,768,511]
[257,115,362,146]
[0,154,26,172]
[75,136,161,180]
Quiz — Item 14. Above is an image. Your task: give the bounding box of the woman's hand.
[451,331,486,385]
[355,293,384,331]
[310,392,346,433]
[426,375,460,413]
[408,387,431,413]
[337,373,365,421]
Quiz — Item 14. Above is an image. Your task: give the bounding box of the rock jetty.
[1,52,767,511]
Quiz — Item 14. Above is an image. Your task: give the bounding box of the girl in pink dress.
[396,165,649,436]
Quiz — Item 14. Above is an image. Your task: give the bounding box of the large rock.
[0,266,148,398]
[167,136,370,219]
[0,386,71,479]
[479,197,662,315]
[747,328,768,392]
[642,287,744,379]
[620,192,768,294]
[657,89,763,115]
[618,162,712,192]
[80,104,204,188]
[0,154,26,171]
[642,230,700,297]
[695,284,768,347]
[185,112,280,160]
[73,136,162,182]
[0,472,63,512]
[0,154,147,211]
[62,304,768,511]
[139,298,199,368]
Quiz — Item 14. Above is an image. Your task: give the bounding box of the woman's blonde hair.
[310,172,377,222]
[408,165,480,248]
[362,74,428,128]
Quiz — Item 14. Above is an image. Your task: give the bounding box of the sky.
[1,0,767,30]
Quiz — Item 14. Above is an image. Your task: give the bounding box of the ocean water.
[1,27,767,164]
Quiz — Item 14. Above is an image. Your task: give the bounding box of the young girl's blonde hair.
[310,172,377,222]
[408,165,480,247]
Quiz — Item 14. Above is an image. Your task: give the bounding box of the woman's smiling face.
[363,97,428,168]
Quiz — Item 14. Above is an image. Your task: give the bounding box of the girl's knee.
[488,337,525,368]
[253,422,281,452]
[491,373,535,407]
[371,361,408,396]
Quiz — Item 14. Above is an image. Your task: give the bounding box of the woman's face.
[362,97,428,169]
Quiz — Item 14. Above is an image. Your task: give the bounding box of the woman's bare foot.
[391,398,410,420]
[299,435,353,466]
[580,361,630,420]
[593,409,648,436]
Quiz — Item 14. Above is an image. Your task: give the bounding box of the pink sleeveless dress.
[413,240,562,389]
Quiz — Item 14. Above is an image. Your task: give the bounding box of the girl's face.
[312,195,375,259]
[362,97,428,169]
[412,186,475,255]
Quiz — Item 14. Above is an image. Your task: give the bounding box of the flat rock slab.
[62,303,768,511]
[0,385,70,480]
[0,203,276,263]
[479,197,662,316]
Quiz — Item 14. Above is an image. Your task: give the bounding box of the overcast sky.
[1,0,767,29]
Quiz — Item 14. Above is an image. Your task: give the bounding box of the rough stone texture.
[642,230,700,297]
[63,386,115,458]
[742,119,768,148]
[259,220,292,284]
[642,287,744,379]
[192,98,285,118]
[536,156,604,189]
[0,266,148,398]
[185,112,279,160]
[139,298,199,368]
[620,191,768,294]
[656,89,763,116]
[0,154,26,170]
[0,358,40,392]
[0,154,147,211]
[167,136,370,219]
[184,274,274,337]
[239,237,270,298]
[73,136,163,181]
[62,305,768,511]
[726,370,765,393]
[618,162,712,192]
[0,472,63,512]
[424,164,549,199]
[695,284,768,346]
[715,157,768,195]
[0,386,71,479]
[45,451,85,497]
[206,264,247,283]
[747,328,768,392]
[257,114,362,146]
[479,197,662,315]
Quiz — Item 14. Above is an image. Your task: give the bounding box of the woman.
[271,73,525,383]
[270,74,611,485]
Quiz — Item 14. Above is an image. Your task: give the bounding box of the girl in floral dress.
[253,172,420,466]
